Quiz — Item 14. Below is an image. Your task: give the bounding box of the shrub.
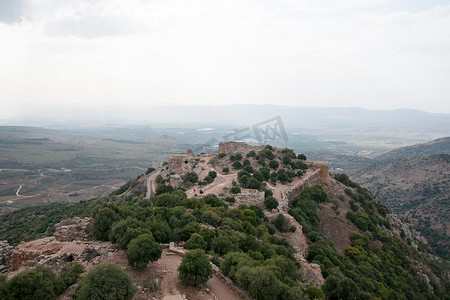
[268,160,279,170]
[297,154,307,160]
[230,186,241,194]
[6,269,56,300]
[232,161,242,169]
[73,263,135,300]
[222,167,229,173]
[145,167,156,174]
[178,249,213,286]
[225,196,236,203]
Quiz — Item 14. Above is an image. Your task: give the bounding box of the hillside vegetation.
[350,138,450,259]
[1,143,448,299]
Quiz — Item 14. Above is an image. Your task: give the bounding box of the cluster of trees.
[0,263,84,299]
[89,188,322,299]
[227,147,308,178]
[228,147,309,192]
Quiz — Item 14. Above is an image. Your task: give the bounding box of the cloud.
[0,0,25,24]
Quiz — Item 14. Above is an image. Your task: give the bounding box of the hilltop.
[0,142,448,299]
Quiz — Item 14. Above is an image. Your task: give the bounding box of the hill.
[0,142,448,299]
[371,137,450,161]
[350,137,450,259]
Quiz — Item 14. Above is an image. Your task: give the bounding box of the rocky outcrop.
[54,217,94,242]
[382,214,427,249]
[0,240,13,273]
[9,217,116,274]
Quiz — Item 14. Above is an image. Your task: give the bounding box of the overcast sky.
[1,0,449,117]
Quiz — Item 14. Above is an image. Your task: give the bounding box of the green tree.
[268,160,279,170]
[119,227,151,250]
[127,234,162,269]
[273,214,287,232]
[264,196,278,210]
[73,263,135,300]
[6,269,56,300]
[109,217,144,243]
[186,233,207,250]
[0,275,8,299]
[246,177,261,190]
[232,161,242,169]
[183,172,198,183]
[92,207,118,241]
[305,285,324,300]
[178,249,213,286]
[236,266,284,300]
[211,235,238,256]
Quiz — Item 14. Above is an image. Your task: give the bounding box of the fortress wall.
[310,161,329,180]
[218,142,264,154]
[278,169,321,213]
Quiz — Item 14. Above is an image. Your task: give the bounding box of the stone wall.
[0,241,13,273]
[54,217,94,242]
[234,190,265,207]
[310,161,329,180]
[278,169,321,213]
[211,264,253,300]
[168,151,200,174]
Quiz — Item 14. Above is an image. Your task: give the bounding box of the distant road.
[146,170,161,199]
[16,185,23,196]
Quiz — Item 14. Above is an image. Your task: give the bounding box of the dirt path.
[150,249,244,300]
[205,276,242,300]
[153,251,183,298]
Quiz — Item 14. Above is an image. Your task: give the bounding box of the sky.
[0,0,449,118]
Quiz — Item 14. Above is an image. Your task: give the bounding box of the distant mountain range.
[5,104,450,136]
